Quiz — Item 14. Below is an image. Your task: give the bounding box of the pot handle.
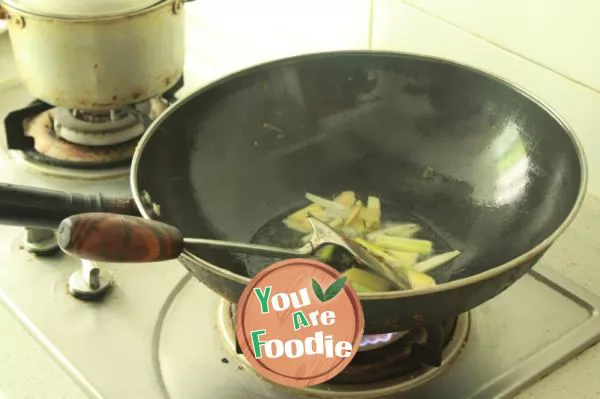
[0,183,139,230]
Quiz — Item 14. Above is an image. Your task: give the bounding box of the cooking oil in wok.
[241,200,456,284]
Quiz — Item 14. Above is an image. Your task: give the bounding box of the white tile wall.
[371,0,600,196]
[0,33,20,92]
[181,0,371,94]
[400,0,600,93]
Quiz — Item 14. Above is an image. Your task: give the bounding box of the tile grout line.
[396,0,600,97]
[368,0,374,49]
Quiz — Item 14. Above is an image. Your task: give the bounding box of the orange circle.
[236,258,365,388]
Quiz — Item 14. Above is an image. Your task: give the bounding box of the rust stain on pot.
[131,89,145,100]
[43,68,182,110]
[12,15,25,28]
[162,69,183,89]
[91,102,116,107]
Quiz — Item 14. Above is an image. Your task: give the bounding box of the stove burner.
[53,104,150,147]
[27,99,166,163]
[218,301,470,398]
[4,99,166,179]
[330,320,455,384]
[2,75,185,178]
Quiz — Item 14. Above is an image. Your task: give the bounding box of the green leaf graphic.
[312,279,325,302]
[323,276,348,302]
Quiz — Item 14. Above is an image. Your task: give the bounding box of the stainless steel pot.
[0,0,186,110]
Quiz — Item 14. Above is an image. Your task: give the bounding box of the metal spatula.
[57,213,411,290]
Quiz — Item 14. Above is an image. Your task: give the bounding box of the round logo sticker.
[235,258,365,388]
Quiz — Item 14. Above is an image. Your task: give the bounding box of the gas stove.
[1,76,600,399]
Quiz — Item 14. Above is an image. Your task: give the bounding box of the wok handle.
[58,213,184,263]
[0,183,139,229]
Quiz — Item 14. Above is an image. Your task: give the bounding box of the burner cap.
[53,106,147,147]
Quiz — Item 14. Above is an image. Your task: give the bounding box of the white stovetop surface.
[2,1,600,398]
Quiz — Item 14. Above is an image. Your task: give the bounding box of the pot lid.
[0,0,162,18]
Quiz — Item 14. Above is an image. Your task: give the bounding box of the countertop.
[2,1,600,397]
[2,196,600,399]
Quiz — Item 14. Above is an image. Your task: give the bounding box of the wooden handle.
[57,213,185,263]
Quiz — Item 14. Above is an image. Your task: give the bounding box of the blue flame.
[360,333,395,347]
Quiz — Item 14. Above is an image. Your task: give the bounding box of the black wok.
[0,51,586,333]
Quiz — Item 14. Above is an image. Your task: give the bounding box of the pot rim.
[0,0,167,19]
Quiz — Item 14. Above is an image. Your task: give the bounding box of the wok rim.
[130,50,588,301]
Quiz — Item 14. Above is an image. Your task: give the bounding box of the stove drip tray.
[220,301,469,397]
[141,266,600,399]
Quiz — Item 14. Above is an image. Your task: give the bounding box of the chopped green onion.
[362,196,381,229]
[345,200,363,226]
[355,238,405,269]
[349,282,378,293]
[366,223,420,241]
[333,191,356,207]
[408,270,437,289]
[315,245,336,263]
[413,250,461,273]
[386,250,419,268]
[374,236,433,254]
[343,267,392,292]
[353,238,412,289]
[283,219,312,234]
[305,193,350,217]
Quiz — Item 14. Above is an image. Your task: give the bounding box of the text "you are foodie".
[251,284,352,359]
